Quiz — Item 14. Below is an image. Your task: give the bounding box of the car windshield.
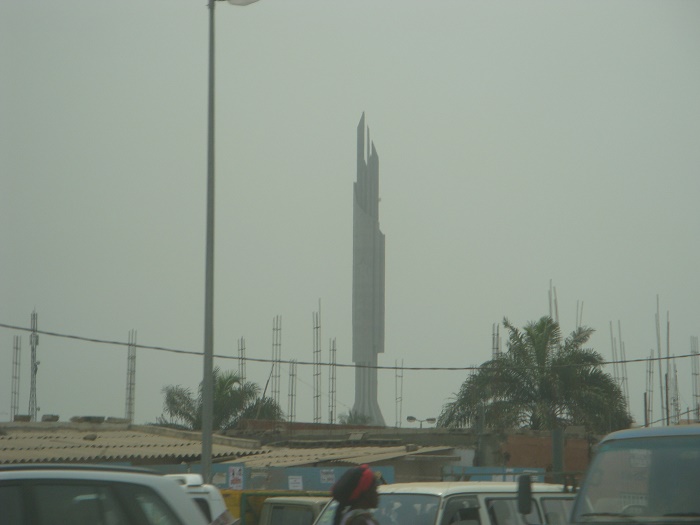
[315,494,440,525]
[572,435,700,524]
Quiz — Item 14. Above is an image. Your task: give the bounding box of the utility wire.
[0,321,694,372]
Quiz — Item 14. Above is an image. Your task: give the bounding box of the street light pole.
[406,415,437,429]
[202,0,259,485]
[201,0,217,486]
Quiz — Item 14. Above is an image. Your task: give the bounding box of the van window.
[0,485,23,525]
[378,494,440,525]
[441,496,481,525]
[128,487,184,525]
[540,497,573,525]
[33,483,131,525]
[269,504,315,525]
[193,497,212,522]
[485,498,540,525]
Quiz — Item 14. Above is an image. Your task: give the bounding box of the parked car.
[0,464,209,525]
[314,481,574,525]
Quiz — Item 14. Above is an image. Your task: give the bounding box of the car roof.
[0,463,209,524]
[600,424,700,444]
[377,482,569,497]
[0,463,157,475]
[265,496,331,505]
[0,467,169,484]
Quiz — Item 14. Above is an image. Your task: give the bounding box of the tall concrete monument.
[352,113,386,426]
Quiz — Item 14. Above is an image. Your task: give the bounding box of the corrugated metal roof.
[0,428,266,465]
[0,425,456,468]
[231,445,456,468]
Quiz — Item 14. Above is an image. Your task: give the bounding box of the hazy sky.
[2,1,699,428]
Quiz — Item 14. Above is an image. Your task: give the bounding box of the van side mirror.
[517,474,532,515]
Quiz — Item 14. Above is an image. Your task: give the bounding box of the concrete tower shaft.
[352,113,386,426]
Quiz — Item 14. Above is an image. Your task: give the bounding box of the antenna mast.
[645,350,654,426]
[492,323,501,359]
[237,337,246,383]
[610,322,620,390]
[288,359,297,424]
[618,321,630,409]
[655,296,665,425]
[666,311,671,426]
[328,338,337,424]
[11,336,21,421]
[271,316,282,407]
[125,329,137,421]
[395,359,404,427]
[691,336,700,420]
[670,363,680,425]
[312,302,322,423]
[28,310,39,421]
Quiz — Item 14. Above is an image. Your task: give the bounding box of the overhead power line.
[0,321,695,372]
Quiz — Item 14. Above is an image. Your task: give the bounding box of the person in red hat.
[331,464,380,525]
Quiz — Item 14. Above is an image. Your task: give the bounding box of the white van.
[314,481,574,525]
[568,425,700,525]
[166,473,235,524]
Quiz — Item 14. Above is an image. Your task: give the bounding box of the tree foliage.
[438,316,632,434]
[158,367,284,431]
[338,409,372,425]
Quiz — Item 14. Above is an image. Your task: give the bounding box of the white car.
[166,473,234,525]
[314,481,574,525]
[0,464,209,525]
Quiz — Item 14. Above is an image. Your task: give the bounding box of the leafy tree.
[158,367,283,431]
[338,409,372,425]
[438,316,632,434]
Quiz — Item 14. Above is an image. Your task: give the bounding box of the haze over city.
[2,1,699,428]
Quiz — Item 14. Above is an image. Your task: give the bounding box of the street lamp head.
[226,0,260,4]
[406,416,417,423]
[426,418,437,424]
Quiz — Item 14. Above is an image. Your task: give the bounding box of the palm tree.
[158,367,284,431]
[438,316,632,434]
